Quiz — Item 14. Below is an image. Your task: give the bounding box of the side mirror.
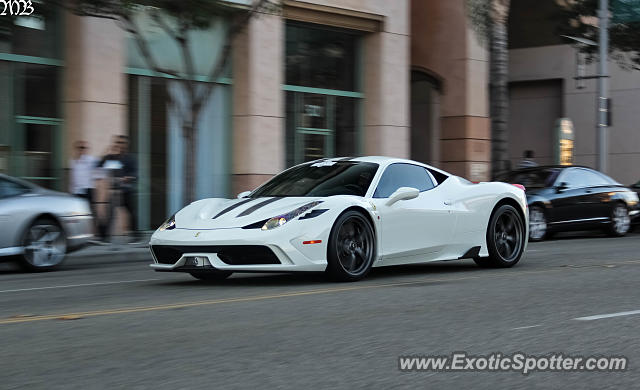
[386,187,419,206]
[556,182,569,193]
[237,191,251,199]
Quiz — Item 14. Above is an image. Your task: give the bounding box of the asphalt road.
[2,231,640,389]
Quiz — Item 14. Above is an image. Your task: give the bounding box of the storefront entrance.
[291,92,335,164]
[285,22,362,167]
[0,62,63,189]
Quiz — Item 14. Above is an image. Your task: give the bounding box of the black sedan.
[631,180,640,200]
[500,166,639,241]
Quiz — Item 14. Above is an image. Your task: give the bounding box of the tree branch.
[49,0,121,20]
[121,12,180,78]
[176,21,199,124]
[150,9,178,40]
[194,0,277,107]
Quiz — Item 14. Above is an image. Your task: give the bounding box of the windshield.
[500,168,561,189]
[250,161,379,197]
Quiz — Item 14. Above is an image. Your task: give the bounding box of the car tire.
[326,210,376,282]
[19,217,67,271]
[607,203,630,237]
[528,205,549,242]
[474,204,526,268]
[190,270,232,281]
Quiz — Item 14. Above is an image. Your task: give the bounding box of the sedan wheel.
[326,211,375,282]
[475,204,525,268]
[528,206,548,241]
[21,218,67,271]
[608,204,630,237]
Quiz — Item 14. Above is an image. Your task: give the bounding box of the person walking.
[69,140,98,211]
[98,135,140,243]
[518,150,538,169]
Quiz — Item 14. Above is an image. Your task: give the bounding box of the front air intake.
[150,245,281,265]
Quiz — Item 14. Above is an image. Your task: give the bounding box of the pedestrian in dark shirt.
[98,135,139,243]
[518,150,538,169]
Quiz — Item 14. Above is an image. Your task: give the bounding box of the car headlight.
[158,214,176,231]
[261,201,323,231]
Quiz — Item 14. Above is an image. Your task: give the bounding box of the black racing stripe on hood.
[236,197,281,218]
[212,198,254,219]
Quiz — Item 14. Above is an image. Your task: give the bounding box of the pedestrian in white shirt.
[69,140,98,206]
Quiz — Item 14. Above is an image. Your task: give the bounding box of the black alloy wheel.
[326,210,376,282]
[474,204,526,268]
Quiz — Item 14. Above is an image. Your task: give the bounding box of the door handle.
[444,199,453,206]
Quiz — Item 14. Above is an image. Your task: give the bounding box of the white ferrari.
[149,157,528,281]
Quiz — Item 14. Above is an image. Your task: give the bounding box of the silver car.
[0,174,93,270]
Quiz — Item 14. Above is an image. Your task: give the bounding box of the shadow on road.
[151,260,484,288]
[542,228,640,242]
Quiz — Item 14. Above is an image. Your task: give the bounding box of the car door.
[550,168,601,225]
[548,168,589,224]
[0,177,32,249]
[576,168,614,221]
[369,163,456,264]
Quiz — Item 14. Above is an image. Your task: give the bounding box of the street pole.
[597,0,609,173]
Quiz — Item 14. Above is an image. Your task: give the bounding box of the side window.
[373,163,435,198]
[0,178,30,199]
[427,168,448,185]
[561,169,606,188]
[560,169,583,188]
[579,170,608,187]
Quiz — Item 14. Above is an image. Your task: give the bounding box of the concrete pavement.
[1,231,640,389]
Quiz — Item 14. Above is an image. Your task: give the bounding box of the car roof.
[510,165,592,173]
[0,173,40,189]
[310,156,451,176]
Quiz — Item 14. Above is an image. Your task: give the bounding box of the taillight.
[512,184,526,191]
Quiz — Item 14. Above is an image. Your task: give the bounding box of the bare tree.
[62,0,280,203]
[467,0,511,178]
[489,0,511,178]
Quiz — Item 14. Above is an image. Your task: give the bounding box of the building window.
[410,70,441,166]
[128,75,231,230]
[0,9,63,188]
[284,22,362,167]
[0,9,62,59]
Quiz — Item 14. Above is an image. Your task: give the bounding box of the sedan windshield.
[250,161,379,197]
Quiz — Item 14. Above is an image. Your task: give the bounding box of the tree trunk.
[183,122,196,204]
[183,98,205,204]
[489,0,510,179]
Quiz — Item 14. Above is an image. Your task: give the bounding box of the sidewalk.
[67,232,153,263]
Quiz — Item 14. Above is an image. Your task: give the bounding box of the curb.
[66,245,151,265]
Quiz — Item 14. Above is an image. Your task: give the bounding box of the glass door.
[13,118,62,188]
[293,92,335,164]
[9,61,63,190]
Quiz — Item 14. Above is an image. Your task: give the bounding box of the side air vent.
[299,209,329,220]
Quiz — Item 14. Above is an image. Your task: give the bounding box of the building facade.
[0,0,411,231]
[10,0,635,233]
[507,0,640,184]
[410,0,491,182]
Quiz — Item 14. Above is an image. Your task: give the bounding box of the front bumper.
[149,224,332,273]
[61,215,94,251]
